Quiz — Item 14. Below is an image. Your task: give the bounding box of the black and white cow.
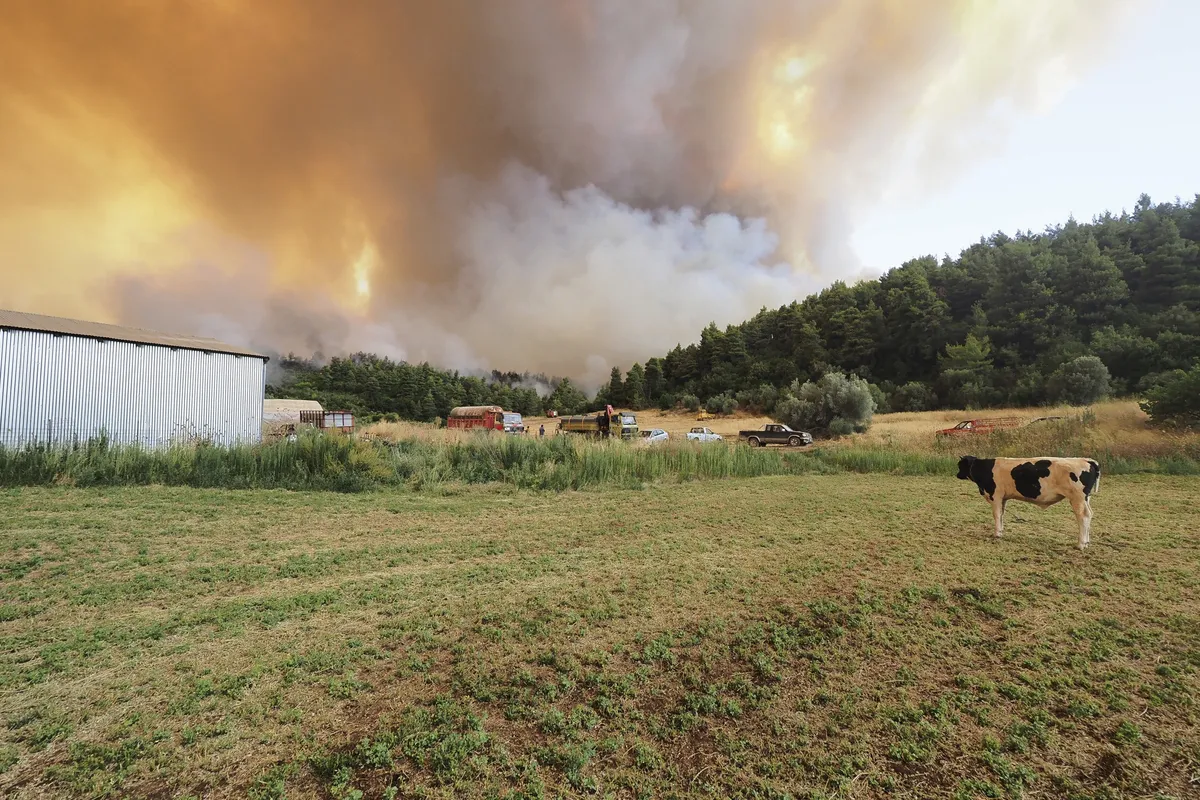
[957,456,1101,549]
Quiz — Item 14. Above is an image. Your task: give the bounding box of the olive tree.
[773,371,876,438]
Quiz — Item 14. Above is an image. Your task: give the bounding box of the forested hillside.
[266,360,561,421]
[609,193,1200,413]
[269,194,1200,419]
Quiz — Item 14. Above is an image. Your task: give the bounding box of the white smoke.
[437,164,814,386]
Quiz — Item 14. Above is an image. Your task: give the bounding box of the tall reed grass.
[2,415,1195,494]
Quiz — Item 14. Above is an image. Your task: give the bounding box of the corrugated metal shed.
[0,309,268,359]
[1,309,268,449]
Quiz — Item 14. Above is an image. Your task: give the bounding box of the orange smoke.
[0,0,1133,381]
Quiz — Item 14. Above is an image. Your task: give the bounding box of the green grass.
[0,433,858,492]
[0,476,1197,798]
[3,425,1195,495]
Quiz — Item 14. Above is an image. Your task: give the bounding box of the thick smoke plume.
[0,0,1132,387]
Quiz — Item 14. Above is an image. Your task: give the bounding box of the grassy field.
[1,475,1197,799]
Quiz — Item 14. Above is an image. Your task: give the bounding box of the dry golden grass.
[858,400,1200,463]
[363,402,1200,471]
[363,419,466,444]
[864,400,1141,442]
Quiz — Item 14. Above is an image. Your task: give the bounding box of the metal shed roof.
[0,308,270,360]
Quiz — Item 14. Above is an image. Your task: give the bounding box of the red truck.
[935,417,1024,438]
[447,405,505,432]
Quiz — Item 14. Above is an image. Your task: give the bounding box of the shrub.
[891,382,937,412]
[1140,364,1200,429]
[828,417,855,437]
[1047,356,1111,405]
[772,372,876,438]
[734,384,780,414]
[868,383,891,414]
[1136,370,1186,394]
[704,393,737,415]
[657,393,677,411]
[680,394,701,412]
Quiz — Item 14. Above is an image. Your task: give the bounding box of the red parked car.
[935,417,1024,438]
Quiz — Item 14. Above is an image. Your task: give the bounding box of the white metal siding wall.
[0,328,265,448]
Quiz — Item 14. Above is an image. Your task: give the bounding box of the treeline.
[266,359,556,422]
[268,193,1200,421]
[602,193,1200,414]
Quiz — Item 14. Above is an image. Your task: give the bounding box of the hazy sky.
[851,0,1199,273]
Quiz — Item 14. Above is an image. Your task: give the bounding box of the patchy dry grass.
[862,401,1200,459]
[363,421,473,446]
[1,475,1197,799]
[856,402,1200,475]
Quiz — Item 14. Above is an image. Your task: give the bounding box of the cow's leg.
[992,497,1006,538]
[1070,495,1092,550]
[1083,497,1093,547]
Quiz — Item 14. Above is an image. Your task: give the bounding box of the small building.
[0,309,269,448]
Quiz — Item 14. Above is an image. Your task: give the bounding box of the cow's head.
[956,455,977,480]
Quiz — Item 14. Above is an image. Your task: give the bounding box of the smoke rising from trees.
[0,0,1131,388]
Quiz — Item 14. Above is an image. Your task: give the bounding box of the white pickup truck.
[686,426,723,443]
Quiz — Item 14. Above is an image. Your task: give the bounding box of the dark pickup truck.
[738,423,813,447]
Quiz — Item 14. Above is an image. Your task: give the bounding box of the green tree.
[1139,364,1200,428]
[606,367,625,407]
[984,241,1075,362]
[704,392,737,415]
[643,358,664,404]
[419,391,437,422]
[734,384,779,414]
[1090,326,1162,390]
[624,363,646,410]
[773,372,876,438]
[1130,202,1200,312]
[547,378,588,415]
[875,259,950,383]
[891,382,937,412]
[938,334,995,408]
[1048,226,1129,326]
[1046,356,1111,405]
[510,387,542,416]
